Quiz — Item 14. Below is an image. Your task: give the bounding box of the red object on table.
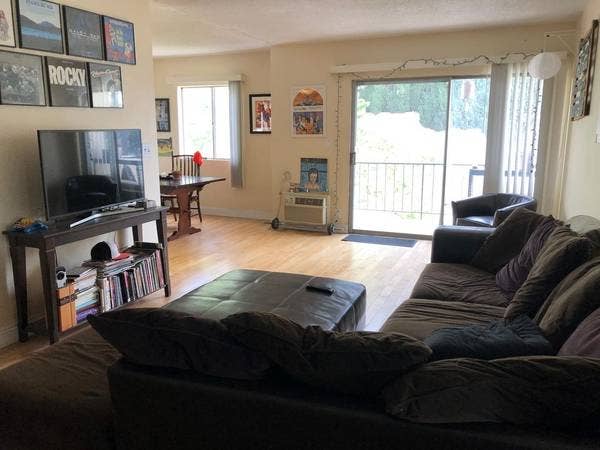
[193,151,203,166]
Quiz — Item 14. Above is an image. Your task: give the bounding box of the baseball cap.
[91,241,130,261]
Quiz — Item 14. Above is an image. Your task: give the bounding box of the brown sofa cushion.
[222,312,431,396]
[534,258,600,350]
[471,208,547,273]
[383,356,600,427]
[504,226,593,320]
[410,263,509,307]
[559,307,600,357]
[495,216,560,298]
[380,298,505,341]
[88,308,271,380]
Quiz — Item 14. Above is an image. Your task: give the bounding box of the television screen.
[38,129,145,220]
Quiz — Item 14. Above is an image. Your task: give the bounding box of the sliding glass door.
[350,77,490,237]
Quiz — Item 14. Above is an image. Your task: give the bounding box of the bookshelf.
[5,207,171,344]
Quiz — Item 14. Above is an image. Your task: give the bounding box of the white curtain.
[485,63,544,197]
[229,80,243,188]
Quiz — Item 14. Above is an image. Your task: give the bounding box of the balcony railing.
[353,162,483,219]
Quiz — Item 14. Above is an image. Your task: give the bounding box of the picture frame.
[291,85,326,137]
[0,0,16,48]
[46,56,90,107]
[249,93,271,134]
[89,62,123,108]
[17,0,63,53]
[63,6,103,60]
[156,98,171,132]
[0,50,45,106]
[157,137,173,157]
[103,15,136,65]
[300,158,328,192]
[571,20,599,121]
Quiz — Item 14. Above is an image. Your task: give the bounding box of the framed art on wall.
[157,137,173,157]
[156,98,170,132]
[17,0,63,53]
[0,0,16,47]
[89,62,123,108]
[0,50,45,105]
[291,86,325,137]
[46,56,90,107]
[63,6,103,60]
[249,93,271,133]
[103,16,135,65]
[300,158,328,192]
[571,20,599,120]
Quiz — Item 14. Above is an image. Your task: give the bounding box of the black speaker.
[56,266,67,288]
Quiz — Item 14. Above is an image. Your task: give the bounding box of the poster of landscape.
[17,0,63,53]
[64,6,103,59]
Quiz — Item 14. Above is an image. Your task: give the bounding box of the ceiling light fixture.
[528,31,576,80]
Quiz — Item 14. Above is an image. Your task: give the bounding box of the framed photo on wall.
[291,85,325,137]
[0,50,45,106]
[0,0,16,48]
[157,137,173,157]
[46,56,90,107]
[571,20,599,120]
[63,6,103,60]
[89,62,123,108]
[156,98,171,132]
[103,16,136,65]
[17,0,63,53]
[249,94,271,134]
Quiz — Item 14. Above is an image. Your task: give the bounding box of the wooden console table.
[4,207,171,344]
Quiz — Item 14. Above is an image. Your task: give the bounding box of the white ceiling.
[151,0,587,58]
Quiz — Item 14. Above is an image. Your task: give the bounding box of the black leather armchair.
[451,193,537,227]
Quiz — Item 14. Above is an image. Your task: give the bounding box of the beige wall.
[153,51,273,218]
[562,0,600,219]
[0,0,158,346]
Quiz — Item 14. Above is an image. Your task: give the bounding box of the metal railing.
[353,162,483,219]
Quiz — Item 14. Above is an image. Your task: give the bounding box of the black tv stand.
[4,207,171,344]
[69,206,146,228]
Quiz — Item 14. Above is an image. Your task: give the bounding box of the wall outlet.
[143,143,151,156]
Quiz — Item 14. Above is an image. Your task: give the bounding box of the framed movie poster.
[46,57,90,107]
[64,6,103,60]
[89,62,122,108]
[17,0,63,53]
[103,16,135,65]
[0,51,45,105]
[156,98,170,132]
[291,86,325,137]
[0,0,16,47]
[249,93,271,134]
[300,158,328,192]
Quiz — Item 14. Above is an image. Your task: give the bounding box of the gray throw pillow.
[424,315,553,361]
[222,312,432,396]
[559,306,600,358]
[504,226,593,320]
[535,257,600,350]
[471,208,547,273]
[383,356,600,427]
[88,308,271,380]
[495,216,560,298]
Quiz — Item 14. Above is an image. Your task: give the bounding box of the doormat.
[342,234,417,247]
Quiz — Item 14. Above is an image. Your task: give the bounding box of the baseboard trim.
[0,325,18,349]
[202,207,273,221]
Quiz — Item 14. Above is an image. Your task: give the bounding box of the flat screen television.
[38,129,145,222]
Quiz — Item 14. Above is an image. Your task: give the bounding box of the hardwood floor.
[0,215,431,368]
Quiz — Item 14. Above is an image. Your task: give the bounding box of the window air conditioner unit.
[283,192,328,226]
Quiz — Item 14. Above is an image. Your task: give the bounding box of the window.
[179,85,230,159]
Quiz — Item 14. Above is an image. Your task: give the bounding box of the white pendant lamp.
[528,52,562,80]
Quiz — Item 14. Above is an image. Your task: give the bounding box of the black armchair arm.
[451,194,497,224]
[431,226,494,264]
[492,199,537,226]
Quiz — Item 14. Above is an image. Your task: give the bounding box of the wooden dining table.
[159,175,226,241]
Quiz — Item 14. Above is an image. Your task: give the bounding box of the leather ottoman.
[164,269,366,331]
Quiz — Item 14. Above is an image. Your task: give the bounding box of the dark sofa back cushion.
[88,308,271,380]
[222,312,431,396]
[471,208,547,273]
[535,257,600,350]
[424,315,553,361]
[559,307,600,357]
[383,356,600,427]
[495,216,560,298]
[504,226,593,320]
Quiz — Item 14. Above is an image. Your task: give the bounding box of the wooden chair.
[160,155,203,222]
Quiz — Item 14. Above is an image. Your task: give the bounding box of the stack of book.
[66,266,100,324]
[57,283,76,332]
[82,242,165,312]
